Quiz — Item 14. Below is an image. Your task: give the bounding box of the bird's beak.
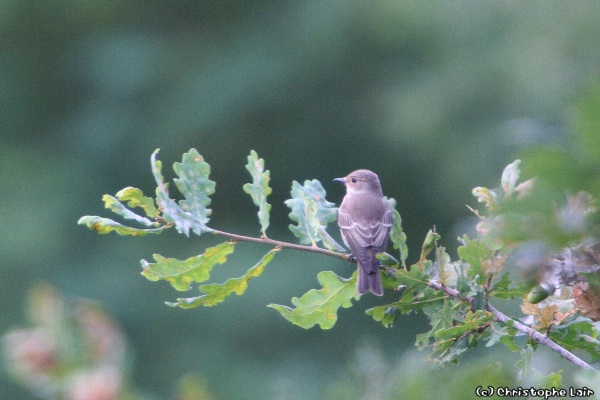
[333,177,346,184]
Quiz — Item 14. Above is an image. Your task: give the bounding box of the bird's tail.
[357,249,383,296]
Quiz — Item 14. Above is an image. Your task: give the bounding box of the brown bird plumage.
[335,170,392,296]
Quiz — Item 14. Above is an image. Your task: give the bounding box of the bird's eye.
[351,178,357,183]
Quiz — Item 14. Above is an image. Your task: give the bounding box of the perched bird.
[334,170,392,296]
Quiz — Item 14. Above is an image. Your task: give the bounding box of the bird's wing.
[373,207,393,252]
[338,207,392,250]
[337,208,370,264]
[338,211,391,275]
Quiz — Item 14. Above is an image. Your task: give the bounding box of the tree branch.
[428,281,596,371]
[212,228,595,371]
[210,229,349,261]
[487,304,595,370]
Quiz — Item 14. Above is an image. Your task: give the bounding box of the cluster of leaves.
[80,148,394,328]
[366,228,526,365]
[79,111,600,377]
[363,158,599,370]
[373,86,600,372]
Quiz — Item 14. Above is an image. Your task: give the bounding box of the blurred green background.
[2,1,600,398]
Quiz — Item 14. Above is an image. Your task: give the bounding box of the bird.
[334,169,392,296]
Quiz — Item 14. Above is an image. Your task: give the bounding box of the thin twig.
[428,281,595,371]
[487,304,595,370]
[210,229,349,261]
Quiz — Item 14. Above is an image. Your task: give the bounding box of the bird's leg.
[380,265,396,274]
[378,262,397,276]
[345,253,357,265]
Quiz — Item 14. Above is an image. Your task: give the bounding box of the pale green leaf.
[115,186,160,218]
[140,242,235,291]
[151,149,212,236]
[167,249,277,308]
[501,159,521,198]
[173,149,215,223]
[242,150,272,235]
[484,322,508,347]
[543,371,563,389]
[472,186,497,209]
[386,198,408,267]
[422,229,440,254]
[366,304,399,328]
[515,344,534,380]
[268,271,359,329]
[78,216,166,236]
[436,247,456,287]
[103,194,157,227]
[284,180,344,251]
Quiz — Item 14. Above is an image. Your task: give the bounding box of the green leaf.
[419,229,440,266]
[366,304,400,328]
[416,299,458,351]
[115,186,160,219]
[484,322,508,347]
[78,216,167,236]
[103,194,157,227]
[489,272,529,300]
[550,317,600,361]
[543,371,563,389]
[243,150,272,235]
[454,260,475,297]
[151,149,212,236]
[456,235,490,284]
[140,242,235,291]
[436,246,455,286]
[268,271,359,329]
[395,267,431,289]
[437,335,472,365]
[422,229,440,253]
[515,344,534,380]
[434,311,493,341]
[284,179,344,251]
[376,252,399,267]
[167,249,277,308]
[427,310,493,365]
[367,287,446,328]
[386,198,408,267]
[173,149,215,224]
[498,319,521,352]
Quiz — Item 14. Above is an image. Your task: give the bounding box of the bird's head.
[334,169,383,195]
